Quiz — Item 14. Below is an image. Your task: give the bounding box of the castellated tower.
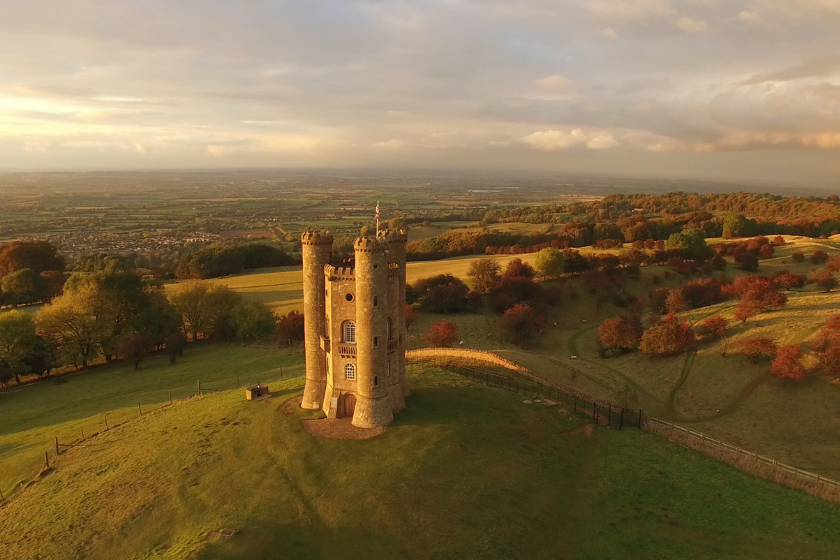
[300,230,408,428]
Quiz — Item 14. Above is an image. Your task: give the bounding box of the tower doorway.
[343,393,357,417]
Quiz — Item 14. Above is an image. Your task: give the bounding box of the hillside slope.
[2,367,839,559]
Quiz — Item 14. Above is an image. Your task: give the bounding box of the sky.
[1,0,839,186]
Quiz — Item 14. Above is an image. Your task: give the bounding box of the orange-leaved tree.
[598,315,643,354]
[421,321,459,348]
[770,345,806,380]
[735,336,777,364]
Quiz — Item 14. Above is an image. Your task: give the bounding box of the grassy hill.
[402,237,840,477]
[0,344,305,503]
[2,362,840,559]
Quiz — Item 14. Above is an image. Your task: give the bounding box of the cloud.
[522,129,618,150]
[371,139,407,150]
[534,74,573,91]
[739,57,840,85]
[677,16,708,33]
[586,0,674,20]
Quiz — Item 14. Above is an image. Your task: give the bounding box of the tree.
[165,332,187,364]
[502,258,536,279]
[665,288,688,314]
[735,336,777,364]
[703,315,729,356]
[120,333,152,370]
[277,311,305,342]
[487,276,542,313]
[1,268,46,306]
[169,280,240,340]
[809,328,840,374]
[230,300,277,341]
[0,241,65,277]
[770,345,806,380]
[734,251,759,271]
[500,304,545,347]
[665,229,712,261]
[598,315,643,353]
[722,213,747,239]
[133,289,182,349]
[534,248,565,279]
[791,250,805,263]
[411,275,471,313]
[811,249,829,265]
[733,301,757,325]
[35,295,97,368]
[421,321,458,348]
[773,273,806,291]
[467,258,501,294]
[640,314,695,356]
[809,268,838,292]
[0,311,38,384]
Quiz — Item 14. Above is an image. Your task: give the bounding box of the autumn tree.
[665,288,689,314]
[467,258,501,294]
[640,314,695,356]
[277,311,305,342]
[808,268,839,292]
[411,275,471,313]
[791,250,805,263]
[733,301,757,325]
[421,321,459,348]
[500,304,545,347]
[770,345,806,380]
[120,333,152,370]
[703,314,729,356]
[598,315,643,353]
[735,336,777,364]
[811,249,829,265]
[809,321,840,374]
[503,258,536,279]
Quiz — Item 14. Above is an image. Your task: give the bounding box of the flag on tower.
[374,202,380,220]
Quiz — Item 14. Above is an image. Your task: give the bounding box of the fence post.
[44,451,50,469]
[81,428,85,440]
[138,403,143,416]
[0,487,4,502]
[54,437,60,456]
[197,380,201,395]
[105,414,109,430]
[638,410,643,429]
[169,390,172,404]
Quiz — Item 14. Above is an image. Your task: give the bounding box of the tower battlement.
[325,264,356,281]
[353,236,384,252]
[301,231,334,246]
[377,228,408,244]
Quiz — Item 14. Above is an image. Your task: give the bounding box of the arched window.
[342,321,356,344]
[345,363,356,380]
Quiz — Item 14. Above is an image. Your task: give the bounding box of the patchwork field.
[2,356,840,559]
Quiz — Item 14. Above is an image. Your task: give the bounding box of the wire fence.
[1,363,305,505]
[427,358,643,429]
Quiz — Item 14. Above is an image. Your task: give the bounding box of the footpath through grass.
[2,365,840,559]
[0,343,304,501]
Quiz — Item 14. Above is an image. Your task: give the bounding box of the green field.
[2,353,840,559]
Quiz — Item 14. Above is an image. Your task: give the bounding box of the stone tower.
[300,230,408,428]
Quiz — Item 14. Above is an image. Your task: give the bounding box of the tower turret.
[300,231,333,410]
[351,237,393,428]
[379,229,409,399]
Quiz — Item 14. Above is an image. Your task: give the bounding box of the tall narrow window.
[373,336,379,348]
[342,321,356,344]
[387,361,391,377]
[373,296,378,307]
[387,318,393,340]
[345,363,356,380]
[374,376,378,387]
